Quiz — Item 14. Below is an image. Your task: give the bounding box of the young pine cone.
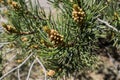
[49,29,64,46]
[72,4,85,23]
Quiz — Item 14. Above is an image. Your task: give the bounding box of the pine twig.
[8,30,35,35]
[97,18,120,32]
[0,42,10,49]
[0,42,10,45]
[18,31,35,35]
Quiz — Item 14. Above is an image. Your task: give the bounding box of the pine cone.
[72,4,85,23]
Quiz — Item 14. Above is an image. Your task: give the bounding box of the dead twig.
[97,18,119,32]
[36,57,47,80]
[0,51,33,80]
[26,59,36,80]
[17,68,21,80]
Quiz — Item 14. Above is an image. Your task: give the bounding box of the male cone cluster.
[7,0,20,10]
[49,29,64,46]
[2,23,17,33]
[47,70,55,77]
[72,4,85,23]
[43,26,64,46]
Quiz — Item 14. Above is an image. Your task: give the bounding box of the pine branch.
[18,31,35,35]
